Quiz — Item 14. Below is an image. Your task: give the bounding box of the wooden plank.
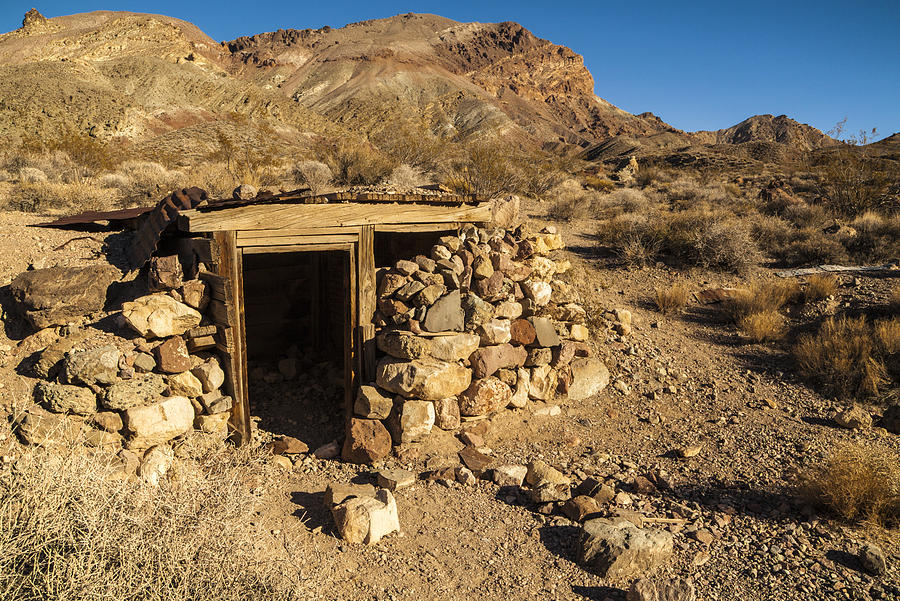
[207,298,232,327]
[181,202,493,232]
[187,335,216,352]
[237,227,353,241]
[234,245,250,445]
[237,233,358,248]
[357,225,376,382]
[213,231,251,445]
[242,243,354,255]
[346,246,357,423]
[374,223,460,233]
[358,324,376,383]
[190,236,219,264]
[186,324,218,338]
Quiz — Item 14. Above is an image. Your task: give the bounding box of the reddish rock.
[342,418,392,464]
[469,343,528,379]
[269,435,309,455]
[458,377,512,416]
[471,270,504,301]
[510,319,537,345]
[154,337,192,374]
[434,397,461,430]
[378,273,408,297]
[563,495,603,522]
[378,298,410,317]
[552,341,578,367]
[148,255,183,291]
[458,446,494,476]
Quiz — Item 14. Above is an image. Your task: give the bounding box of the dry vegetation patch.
[0,440,298,601]
[799,443,900,528]
[654,281,691,315]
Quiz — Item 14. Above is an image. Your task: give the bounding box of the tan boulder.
[458,377,512,416]
[568,358,610,400]
[375,358,471,400]
[430,333,480,362]
[121,293,202,339]
[122,396,194,449]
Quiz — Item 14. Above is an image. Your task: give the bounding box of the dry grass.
[654,281,691,314]
[875,317,900,354]
[794,315,889,400]
[803,274,839,303]
[737,309,785,342]
[0,439,300,600]
[724,279,802,321]
[799,443,900,527]
[891,285,900,311]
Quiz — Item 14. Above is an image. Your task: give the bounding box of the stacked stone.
[20,254,232,477]
[344,223,609,464]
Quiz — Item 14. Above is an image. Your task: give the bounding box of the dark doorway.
[241,248,351,448]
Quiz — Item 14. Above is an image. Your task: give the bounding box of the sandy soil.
[0,207,898,601]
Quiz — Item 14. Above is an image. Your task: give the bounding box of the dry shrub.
[294,160,333,195]
[598,205,760,273]
[654,281,691,314]
[891,285,900,312]
[804,274,839,303]
[0,441,299,600]
[183,162,234,199]
[799,443,900,527]
[583,175,615,192]
[737,309,785,342]
[794,315,888,400]
[4,181,116,213]
[546,179,595,221]
[771,229,849,266]
[601,188,650,214]
[449,139,523,199]
[383,163,425,193]
[18,167,47,183]
[724,279,800,321]
[876,317,900,354]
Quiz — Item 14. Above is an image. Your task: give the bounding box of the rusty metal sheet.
[34,206,154,228]
[127,187,209,268]
[694,287,744,305]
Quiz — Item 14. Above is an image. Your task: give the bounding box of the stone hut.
[21,187,607,463]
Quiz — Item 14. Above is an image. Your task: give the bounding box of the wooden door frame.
[221,232,376,444]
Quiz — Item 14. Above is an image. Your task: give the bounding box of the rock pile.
[345,223,609,463]
[14,256,232,480]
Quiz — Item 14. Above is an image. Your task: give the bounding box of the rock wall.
[14,254,232,480]
[344,222,609,463]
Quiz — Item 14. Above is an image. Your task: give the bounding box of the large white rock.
[529,365,558,401]
[568,358,610,400]
[121,294,202,339]
[522,281,552,306]
[138,444,175,486]
[478,319,512,346]
[167,371,204,398]
[376,357,471,400]
[191,359,225,393]
[331,489,400,544]
[399,400,435,443]
[122,396,194,449]
[429,333,480,362]
[508,367,530,408]
[578,520,674,581]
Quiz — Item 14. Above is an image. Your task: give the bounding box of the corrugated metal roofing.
[34,206,154,228]
[128,187,208,267]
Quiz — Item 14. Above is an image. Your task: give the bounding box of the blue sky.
[3,1,898,138]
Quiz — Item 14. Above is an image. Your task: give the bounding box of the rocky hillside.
[0,9,837,165]
[223,14,674,148]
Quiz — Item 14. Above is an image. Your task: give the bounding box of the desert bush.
[449,139,523,198]
[665,178,703,203]
[770,229,849,266]
[601,188,650,214]
[781,203,829,229]
[737,309,785,342]
[876,317,900,355]
[654,281,690,314]
[814,124,898,217]
[546,179,597,221]
[383,163,424,193]
[794,315,888,400]
[803,274,839,303]
[18,167,47,183]
[294,160,333,195]
[183,162,235,199]
[0,441,298,600]
[799,443,900,527]
[208,128,284,188]
[3,181,115,213]
[891,286,900,312]
[724,279,801,322]
[372,122,447,171]
[634,165,674,188]
[598,205,760,272]
[321,139,394,186]
[583,175,615,192]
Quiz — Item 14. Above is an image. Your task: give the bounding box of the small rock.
[492,464,527,487]
[331,489,400,544]
[376,469,416,491]
[627,578,696,601]
[859,543,887,576]
[835,404,872,430]
[579,520,674,580]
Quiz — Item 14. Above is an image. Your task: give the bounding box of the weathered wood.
[190,236,218,264]
[180,202,493,232]
[237,233,359,248]
[237,227,353,241]
[242,243,354,255]
[213,231,250,445]
[207,298,233,327]
[358,323,376,382]
[374,223,460,233]
[187,335,216,352]
[186,324,218,338]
